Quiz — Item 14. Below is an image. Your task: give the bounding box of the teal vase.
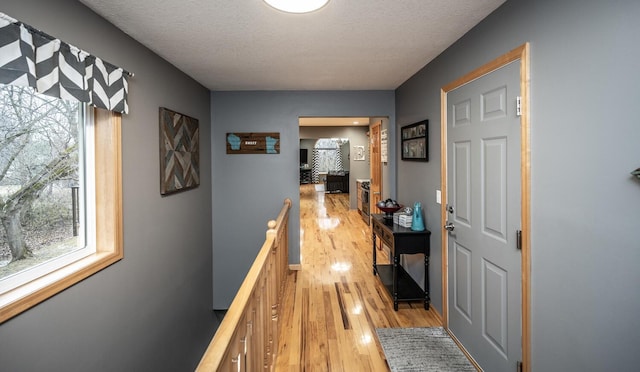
[411,202,425,231]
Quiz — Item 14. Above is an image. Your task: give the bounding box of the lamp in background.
[263,0,330,13]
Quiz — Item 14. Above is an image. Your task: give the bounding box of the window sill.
[0,250,122,322]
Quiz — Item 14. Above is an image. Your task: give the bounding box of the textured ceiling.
[78,0,505,91]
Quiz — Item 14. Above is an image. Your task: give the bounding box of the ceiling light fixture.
[263,0,330,14]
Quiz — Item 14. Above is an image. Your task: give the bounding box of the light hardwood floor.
[275,184,442,371]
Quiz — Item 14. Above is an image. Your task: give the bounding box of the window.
[0,85,92,288]
[0,84,122,323]
[314,138,348,172]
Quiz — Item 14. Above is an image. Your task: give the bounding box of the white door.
[446,61,522,372]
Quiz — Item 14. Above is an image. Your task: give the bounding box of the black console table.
[371,214,431,311]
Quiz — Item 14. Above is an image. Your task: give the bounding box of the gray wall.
[211,91,394,308]
[299,125,371,209]
[0,0,215,371]
[395,0,640,370]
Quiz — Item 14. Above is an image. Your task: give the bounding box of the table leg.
[424,254,430,310]
[372,232,377,275]
[393,253,399,311]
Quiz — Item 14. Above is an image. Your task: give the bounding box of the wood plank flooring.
[275,184,442,371]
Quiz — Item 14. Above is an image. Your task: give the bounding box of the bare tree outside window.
[0,84,83,279]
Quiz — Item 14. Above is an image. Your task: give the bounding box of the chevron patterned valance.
[0,12,131,114]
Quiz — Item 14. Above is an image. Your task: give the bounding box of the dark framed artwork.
[159,107,200,195]
[401,120,428,161]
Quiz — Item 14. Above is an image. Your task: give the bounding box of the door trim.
[440,43,531,371]
[370,121,382,209]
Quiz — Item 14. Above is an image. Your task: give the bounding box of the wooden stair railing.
[196,198,292,371]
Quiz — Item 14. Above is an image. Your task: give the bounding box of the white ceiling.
[78,0,505,91]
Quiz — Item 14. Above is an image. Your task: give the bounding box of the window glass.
[314,138,348,172]
[0,84,91,289]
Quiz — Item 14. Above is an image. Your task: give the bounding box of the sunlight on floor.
[317,217,340,230]
[299,228,305,263]
[331,261,351,272]
[315,191,342,230]
[360,333,373,346]
[352,304,363,315]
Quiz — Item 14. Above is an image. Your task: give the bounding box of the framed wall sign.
[226,132,280,154]
[401,120,428,161]
[381,129,388,163]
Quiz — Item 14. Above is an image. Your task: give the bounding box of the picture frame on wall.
[159,107,200,195]
[353,145,365,161]
[401,120,428,161]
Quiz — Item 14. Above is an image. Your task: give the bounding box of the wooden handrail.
[196,198,292,371]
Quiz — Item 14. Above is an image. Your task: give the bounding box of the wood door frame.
[440,43,531,371]
[370,121,382,209]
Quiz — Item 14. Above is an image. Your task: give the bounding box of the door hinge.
[516,230,522,250]
[516,96,522,117]
[517,360,523,372]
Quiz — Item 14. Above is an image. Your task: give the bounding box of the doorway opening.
[298,117,372,264]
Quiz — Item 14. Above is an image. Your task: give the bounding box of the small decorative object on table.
[411,202,425,231]
[394,208,414,228]
[376,199,402,221]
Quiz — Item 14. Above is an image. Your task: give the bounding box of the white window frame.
[0,108,123,324]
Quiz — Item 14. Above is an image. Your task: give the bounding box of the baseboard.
[288,264,302,271]
[431,306,444,325]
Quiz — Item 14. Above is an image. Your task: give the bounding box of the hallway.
[275,184,441,371]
